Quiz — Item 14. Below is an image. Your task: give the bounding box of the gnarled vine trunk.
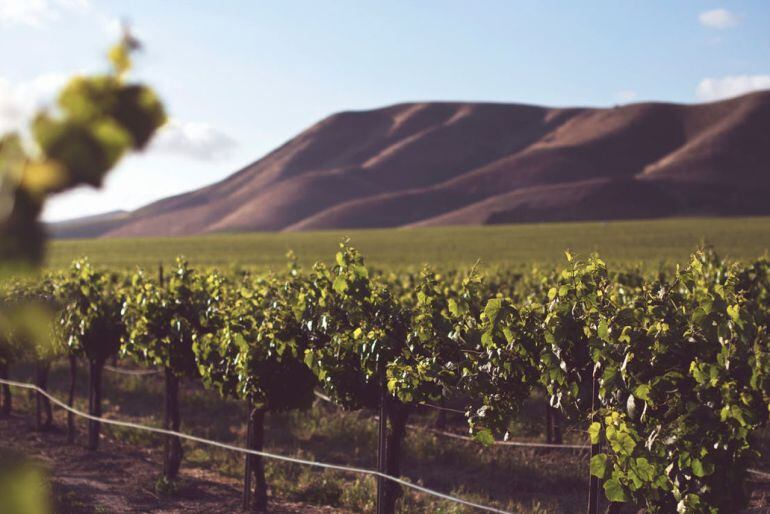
[163,367,183,480]
[0,362,10,416]
[433,398,447,430]
[34,361,52,431]
[88,358,104,451]
[546,404,562,444]
[382,400,410,514]
[587,372,600,514]
[243,403,267,512]
[67,355,77,443]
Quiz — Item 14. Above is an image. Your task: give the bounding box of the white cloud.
[615,90,638,103]
[0,0,88,27]
[0,72,68,133]
[151,120,237,161]
[698,8,740,29]
[104,15,122,37]
[695,75,770,101]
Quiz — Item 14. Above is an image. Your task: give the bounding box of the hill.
[50,91,770,238]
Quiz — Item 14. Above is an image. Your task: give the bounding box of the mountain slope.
[51,91,770,238]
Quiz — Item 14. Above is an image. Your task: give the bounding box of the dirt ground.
[0,411,346,514]
[4,399,770,513]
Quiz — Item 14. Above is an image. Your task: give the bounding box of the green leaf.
[448,298,460,316]
[603,478,629,503]
[633,384,651,402]
[483,298,503,325]
[590,453,610,479]
[588,422,602,445]
[473,428,495,447]
[608,430,636,456]
[598,319,610,341]
[691,459,714,478]
[633,457,655,482]
[332,276,348,293]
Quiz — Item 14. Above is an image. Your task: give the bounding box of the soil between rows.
[0,411,346,513]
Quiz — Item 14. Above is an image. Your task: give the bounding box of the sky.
[1,0,769,222]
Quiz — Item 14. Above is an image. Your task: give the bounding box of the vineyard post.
[434,398,447,430]
[34,362,52,431]
[163,366,183,479]
[552,406,562,444]
[383,401,409,513]
[243,402,267,512]
[87,357,103,450]
[587,370,600,514]
[0,362,10,415]
[242,400,253,510]
[160,262,170,476]
[251,406,268,512]
[66,355,77,442]
[35,363,43,430]
[158,262,184,481]
[376,362,388,514]
[546,403,553,444]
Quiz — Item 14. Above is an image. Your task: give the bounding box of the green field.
[47,217,770,271]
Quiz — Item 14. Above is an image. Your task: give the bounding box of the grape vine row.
[1,244,769,514]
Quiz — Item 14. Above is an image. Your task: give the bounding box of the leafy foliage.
[57,259,124,364]
[194,270,316,411]
[0,34,166,265]
[10,244,770,514]
[123,259,219,377]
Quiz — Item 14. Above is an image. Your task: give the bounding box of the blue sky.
[1,0,768,221]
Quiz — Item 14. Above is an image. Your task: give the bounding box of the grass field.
[47,217,770,271]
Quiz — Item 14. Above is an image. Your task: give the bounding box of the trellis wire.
[0,378,514,514]
[313,390,588,450]
[104,365,163,376]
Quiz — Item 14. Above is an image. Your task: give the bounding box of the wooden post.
[376,364,388,514]
[158,262,175,479]
[546,403,553,444]
[67,355,77,443]
[33,361,53,430]
[242,403,267,512]
[163,367,183,480]
[35,363,43,431]
[587,372,600,514]
[552,406,562,444]
[243,401,253,510]
[88,358,103,451]
[0,362,10,416]
[382,402,409,514]
[252,407,267,512]
[433,398,447,430]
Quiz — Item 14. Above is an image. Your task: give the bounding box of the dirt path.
[0,412,343,514]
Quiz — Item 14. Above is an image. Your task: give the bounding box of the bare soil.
[0,411,344,514]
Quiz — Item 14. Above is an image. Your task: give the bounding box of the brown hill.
[50,91,770,238]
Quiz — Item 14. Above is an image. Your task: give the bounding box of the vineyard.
[46,216,770,270]
[2,243,770,514]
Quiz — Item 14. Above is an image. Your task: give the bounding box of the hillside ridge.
[50,90,770,238]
